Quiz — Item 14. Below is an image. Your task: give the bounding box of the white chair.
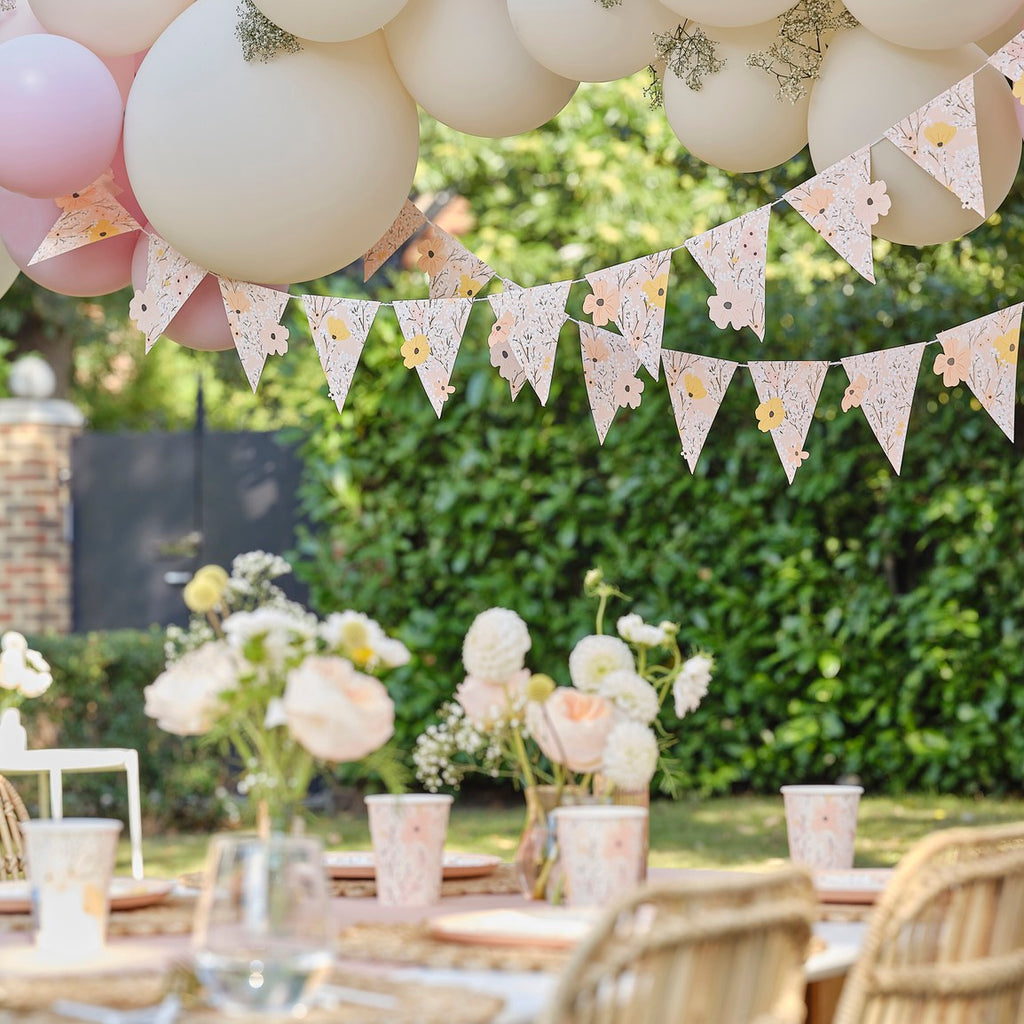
[0,709,145,880]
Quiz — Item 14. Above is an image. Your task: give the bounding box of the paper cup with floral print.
[20,817,122,960]
[364,794,453,906]
[552,805,648,907]
[781,785,864,870]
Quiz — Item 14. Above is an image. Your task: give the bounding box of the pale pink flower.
[526,688,614,773]
[707,283,755,331]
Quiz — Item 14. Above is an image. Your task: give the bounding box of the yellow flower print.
[1014,78,1024,103]
[327,316,350,342]
[457,275,485,299]
[755,397,786,432]
[88,219,120,242]
[642,275,669,310]
[683,373,707,400]
[994,328,1019,366]
[924,121,956,149]
[401,333,430,368]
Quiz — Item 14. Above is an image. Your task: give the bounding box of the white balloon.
[251,0,409,43]
[0,235,18,302]
[807,28,1021,247]
[657,0,791,29]
[0,0,45,44]
[973,1,1024,52]
[507,0,678,84]
[123,0,419,284]
[663,20,810,172]
[384,0,578,138]
[842,0,1023,51]
[28,0,194,57]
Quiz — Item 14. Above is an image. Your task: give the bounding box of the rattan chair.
[0,773,28,880]
[538,865,817,1024]
[832,821,1024,1024]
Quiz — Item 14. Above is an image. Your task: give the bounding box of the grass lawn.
[122,792,1024,879]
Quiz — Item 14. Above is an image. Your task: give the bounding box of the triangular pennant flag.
[29,174,141,266]
[684,205,771,341]
[987,31,1024,89]
[219,279,291,392]
[487,280,572,405]
[362,199,428,282]
[747,360,829,484]
[393,298,473,417]
[934,303,1022,440]
[302,295,380,414]
[783,148,888,283]
[662,350,738,473]
[584,250,672,379]
[884,75,984,216]
[129,234,207,354]
[840,344,925,474]
[579,322,646,444]
[413,226,494,300]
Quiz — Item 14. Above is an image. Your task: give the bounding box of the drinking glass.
[191,833,334,1016]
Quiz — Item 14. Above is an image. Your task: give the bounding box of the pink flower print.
[853,180,891,225]
[400,807,429,845]
[735,226,764,263]
[260,322,289,356]
[791,186,835,230]
[424,371,455,407]
[786,445,810,471]
[416,231,448,277]
[841,374,869,413]
[489,335,521,381]
[707,283,755,331]
[583,280,621,327]
[613,371,644,409]
[581,331,610,364]
[488,311,515,348]
[55,183,106,212]
[933,337,971,387]
[128,287,161,334]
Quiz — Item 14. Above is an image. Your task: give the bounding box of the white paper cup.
[364,794,453,906]
[20,818,122,959]
[553,805,648,907]
[781,785,864,870]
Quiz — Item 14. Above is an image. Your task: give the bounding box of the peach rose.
[455,668,530,726]
[526,687,614,773]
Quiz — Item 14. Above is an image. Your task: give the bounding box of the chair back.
[539,865,816,1024]
[833,821,1024,1024]
[0,774,28,880]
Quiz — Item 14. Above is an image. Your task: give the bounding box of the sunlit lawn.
[121,793,1024,880]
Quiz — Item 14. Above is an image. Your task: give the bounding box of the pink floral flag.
[840,344,926,474]
[219,279,291,392]
[933,303,1023,441]
[393,298,473,418]
[662,350,739,472]
[987,31,1024,87]
[487,280,572,405]
[412,226,494,300]
[584,250,672,379]
[783,148,889,283]
[684,205,771,341]
[29,173,140,266]
[747,360,829,484]
[579,322,646,444]
[129,234,207,354]
[884,75,984,216]
[302,295,381,414]
[362,199,428,282]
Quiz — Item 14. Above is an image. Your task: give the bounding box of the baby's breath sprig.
[593,0,623,8]
[643,64,665,110]
[0,1,16,13]
[235,0,302,64]
[654,21,726,93]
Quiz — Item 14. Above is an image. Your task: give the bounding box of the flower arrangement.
[145,551,409,831]
[0,631,52,712]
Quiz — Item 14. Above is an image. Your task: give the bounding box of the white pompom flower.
[568,634,634,693]
[673,653,715,718]
[598,669,660,724]
[616,613,670,648]
[462,608,532,682]
[602,720,659,792]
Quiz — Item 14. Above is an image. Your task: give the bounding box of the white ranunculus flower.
[143,641,239,736]
[616,613,670,648]
[568,634,634,692]
[374,636,411,669]
[598,669,660,725]
[0,633,52,697]
[462,608,531,682]
[222,607,317,670]
[602,720,659,791]
[673,653,714,718]
[321,610,385,654]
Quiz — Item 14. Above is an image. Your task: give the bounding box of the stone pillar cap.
[0,398,85,427]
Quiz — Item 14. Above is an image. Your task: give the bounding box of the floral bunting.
[840,344,925,474]
[748,360,829,484]
[783,148,888,283]
[584,250,672,379]
[684,205,771,341]
[219,279,291,392]
[393,298,473,418]
[487,281,573,405]
[129,234,207,354]
[884,75,985,216]
[302,295,380,414]
[934,303,1022,441]
[362,199,429,282]
[29,174,141,266]
[579,322,646,444]
[414,226,494,301]
[662,350,738,472]
[987,31,1024,91]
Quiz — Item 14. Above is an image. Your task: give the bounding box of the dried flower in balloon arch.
[145,551,410,832]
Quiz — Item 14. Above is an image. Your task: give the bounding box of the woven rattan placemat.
[0,895,197,937]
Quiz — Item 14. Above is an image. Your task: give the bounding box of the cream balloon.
[507,0,678,84]
[123,0,419,284]
[663,20,810,172]
[657,0,791,29]
[0,234,18,301]
[28,0,194,57]
[807,28,1021,247]
[974,2,1024,52]
[384,0,578,138]
[842,0,1023,51]
[251,0,409,42]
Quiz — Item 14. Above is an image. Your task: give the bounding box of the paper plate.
[814,868,894,904]
[324,851,502,881]
[0,877,175,915]
[429,907,599,949]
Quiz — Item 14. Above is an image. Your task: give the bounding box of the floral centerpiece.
[144,551,409,832]
[0,631,52,745]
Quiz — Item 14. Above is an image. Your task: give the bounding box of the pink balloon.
[0,34,123,198]
[0,0,45,44]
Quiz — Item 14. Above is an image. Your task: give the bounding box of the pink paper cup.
[781,785,864,870]
[552,805,648,907]
[364,794,453,906]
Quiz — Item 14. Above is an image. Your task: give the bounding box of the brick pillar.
[0,399,84,635]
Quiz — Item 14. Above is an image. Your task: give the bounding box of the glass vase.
[514,784,587,902]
